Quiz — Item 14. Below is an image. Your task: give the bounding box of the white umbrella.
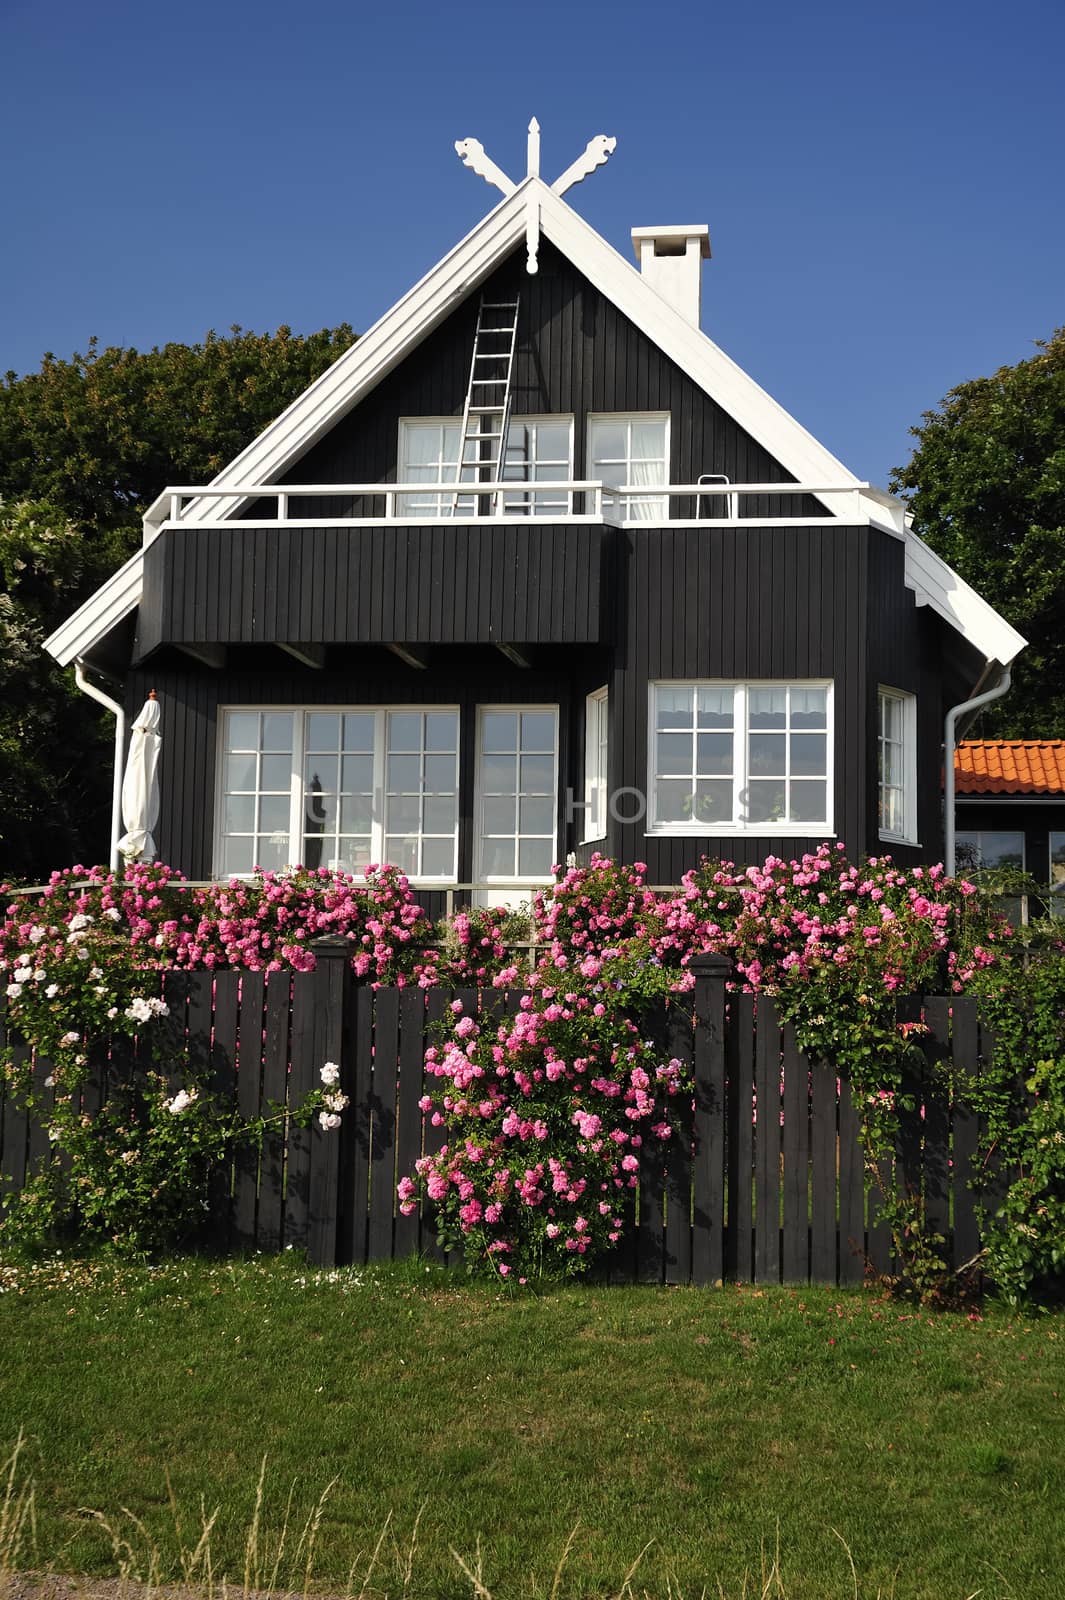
[117,691,162,863]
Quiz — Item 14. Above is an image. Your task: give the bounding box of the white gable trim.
[904,529,1026,665]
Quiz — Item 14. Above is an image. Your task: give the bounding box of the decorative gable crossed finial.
[454,119,617,275]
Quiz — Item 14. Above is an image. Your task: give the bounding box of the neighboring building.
[45,126,1025,904]
[955,741,1065,904]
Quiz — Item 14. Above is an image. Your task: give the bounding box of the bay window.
[649,681,832,833]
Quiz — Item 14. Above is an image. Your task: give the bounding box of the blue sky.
[1,0,1062,490]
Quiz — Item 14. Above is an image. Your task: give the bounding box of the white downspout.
[75,657,125,873]
[944,663,1012,876]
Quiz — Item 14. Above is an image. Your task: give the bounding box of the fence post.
[688,953,732,1286]
[306,936,357,1267]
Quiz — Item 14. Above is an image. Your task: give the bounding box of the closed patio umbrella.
[117,691,162,863]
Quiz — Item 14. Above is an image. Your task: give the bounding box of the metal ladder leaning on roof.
[449,292,520,516]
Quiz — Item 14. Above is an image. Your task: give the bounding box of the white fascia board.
[903,529,1027,665]
[45,545,146,666]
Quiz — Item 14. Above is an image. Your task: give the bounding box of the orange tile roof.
[955,741,1065,796]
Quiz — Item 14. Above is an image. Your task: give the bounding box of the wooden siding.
[279,241,824,521]
[605,523,870,874]
[126,652,602,881]
[138,523,610,656]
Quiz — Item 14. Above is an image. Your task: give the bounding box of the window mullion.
[373,711,386,863]
[290,714,306,867]
[735,684,747,832]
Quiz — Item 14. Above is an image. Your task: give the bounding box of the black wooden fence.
[0,948,998,1283]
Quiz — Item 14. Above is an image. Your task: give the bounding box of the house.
[45,124,1026,907]
[955,741,1065,906]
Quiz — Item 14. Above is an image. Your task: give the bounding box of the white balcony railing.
[144,479,876,535]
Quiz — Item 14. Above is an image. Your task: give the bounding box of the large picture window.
[648,681,832,833]
[217,707,459,880]
[587,414,669,522]
[476,707,559,882]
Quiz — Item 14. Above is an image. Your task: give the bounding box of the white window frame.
[398,415,575,518]
[583,687,609,843]
[587,412,670,523]
[877,686,919,846]
[501,415,575,515]
[646,679,835,837]
[474,704,560,885]
[214,704,461,883]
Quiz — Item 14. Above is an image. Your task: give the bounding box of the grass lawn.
[0,1254,1062,1599]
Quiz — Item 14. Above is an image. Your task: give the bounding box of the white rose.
[318,1111,342,1131]
[320,1062,341,1086]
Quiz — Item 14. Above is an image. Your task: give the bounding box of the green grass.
[1,1253,1063,1599]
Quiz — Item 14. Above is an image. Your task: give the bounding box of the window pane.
[748,690,786,729]
[224,796,255,833]
[222,837,255,875]
[305,713,340,752]
[789,781,827,824]
[697,687,733,728]
[746,781,786,823]
[259,795,290,834]
[388,713,423,752]
[387,794,421,831]
[483,796,516,834]
[631,420,666,460]
[589,421,625,461]
[748,733,786,775]
[696,732,733,775]
[519,838,555,877]
[519,794,555,834]
[423,795,456,834]
[339,794,373,833]
[304,790,334,831]
[261,713,293,752]
[261,753,292,791]
[656,687,693,729]
[482,712,518,753]
[790,733,827,776]
[791,688,827,728]
[481,753,517,793]
[341,754,375,793]
[656,780,691,823]
[225,752,257,791]
[657,732,692,775]
[257,835,288,871]
[384,836,419,873]
[482,837,516,876]
[226,713,259,751]
[342,713,376,751]
[423,753,457,793]
[521,711,556,752]
[694,781,733,824]
[422,837,456,877]
[520,753,554,793]
[387,754,421,791]
[425,712,458,752]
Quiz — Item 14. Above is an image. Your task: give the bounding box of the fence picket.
[838,1069,865,1284]
[809,1055,836,1282]
[951,997,981,1268]
[691,961,727,1286]
[754,1000,781,1283]
[368,988,400,1262]
[234,972,264,1250]
[394,988,426,1260]
[258,974,290,1252]
[727,994,756,1282]
[285,970,315,1252]
[781,1024,810,1283]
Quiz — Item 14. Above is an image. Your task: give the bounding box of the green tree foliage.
[0,325,356,882]
[891,328,1065,735]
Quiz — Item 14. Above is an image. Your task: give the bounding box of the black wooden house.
[47,131,1025,900]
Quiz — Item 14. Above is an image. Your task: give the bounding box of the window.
[648,681,832,833]
[398,417,573,517]
[217,707,460,880]
[583,687,609,842]
[1050,833,1065,916]
[587,414,669,522]
[878,688,918,844]
[476,707,558,881]
[955,831,1025,873]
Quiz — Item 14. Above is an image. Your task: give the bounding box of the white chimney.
[630,225,711,328]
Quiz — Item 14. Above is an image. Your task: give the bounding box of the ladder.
[449,293,520,516]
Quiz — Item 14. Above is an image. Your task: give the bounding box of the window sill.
[878,832,921,849]
[645,825,837,839]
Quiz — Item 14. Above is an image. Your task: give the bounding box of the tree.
[0,325,356,882]
[891,328,1065,736]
